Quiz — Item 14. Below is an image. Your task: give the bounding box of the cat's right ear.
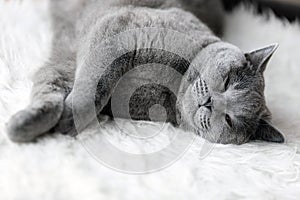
[251,119,285,143]
[245,44,278,74]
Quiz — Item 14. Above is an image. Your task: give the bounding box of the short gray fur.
[6,0,284,144]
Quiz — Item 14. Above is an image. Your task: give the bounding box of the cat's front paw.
[6,99,64,143]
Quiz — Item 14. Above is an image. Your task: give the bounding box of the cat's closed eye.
[225,114,233,128]
[224,76,230,91]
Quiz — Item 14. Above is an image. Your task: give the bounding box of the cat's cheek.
[206,115,219,133]
[207,76,223,93]
[178,98,193,126]
[192,110,200,129]
[199,65,224,92]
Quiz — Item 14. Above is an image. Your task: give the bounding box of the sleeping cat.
[6,0,285,144]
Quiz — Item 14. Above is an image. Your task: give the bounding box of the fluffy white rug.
[1,1,300,199]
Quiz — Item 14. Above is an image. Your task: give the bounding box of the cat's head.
[177,42,285,144]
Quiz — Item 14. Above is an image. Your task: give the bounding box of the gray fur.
[6,0,284,144]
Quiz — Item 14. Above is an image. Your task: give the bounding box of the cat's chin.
[178,120,197,134]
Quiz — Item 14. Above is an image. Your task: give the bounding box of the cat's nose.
[199,97,213,111]
[202,96,212,107]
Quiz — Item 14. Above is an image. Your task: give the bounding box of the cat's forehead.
[229,89,263,116]
[216,50,246,68]
[202,43,246,67]
[231,65,264,90]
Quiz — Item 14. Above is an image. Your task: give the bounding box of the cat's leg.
[55,48,136,135]
[6,53,76,142]
[5,0,80,142]
[55,60,117,136]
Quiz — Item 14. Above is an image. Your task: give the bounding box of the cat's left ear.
[245,43,278,73]
[251,119,285,143]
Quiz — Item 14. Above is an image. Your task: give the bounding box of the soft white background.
[0,1,300,199]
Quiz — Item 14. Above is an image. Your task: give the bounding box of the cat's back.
[77,0,223,37]
[50,0,223,36]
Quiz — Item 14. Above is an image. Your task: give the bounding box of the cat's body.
[6,0,284,144]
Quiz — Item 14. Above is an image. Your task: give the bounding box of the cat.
[6,0,285,144]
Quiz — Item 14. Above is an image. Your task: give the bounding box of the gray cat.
[6,0,285,144]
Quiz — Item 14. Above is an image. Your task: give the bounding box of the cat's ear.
[251,119,285,143]
[245,43,278,73]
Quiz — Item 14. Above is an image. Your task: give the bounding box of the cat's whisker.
[207,118,211,128]
[204,118,208,130]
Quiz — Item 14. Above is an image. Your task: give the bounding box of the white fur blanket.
[0,1,300,199]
